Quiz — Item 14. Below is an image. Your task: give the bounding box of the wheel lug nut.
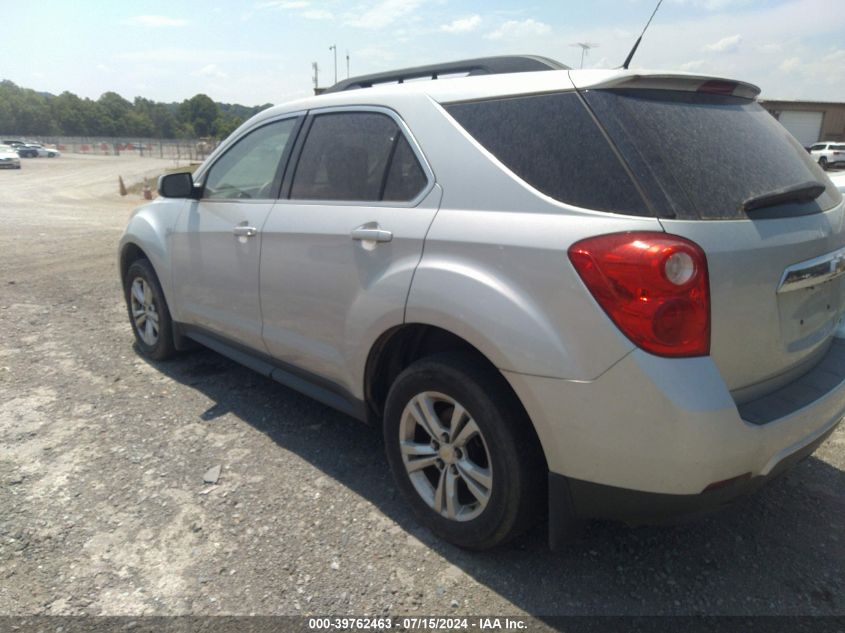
[450,465,458,475]
[441,433,449,443]
[436,459,445,470]
[431,440,439,450]
[455,448,463,459]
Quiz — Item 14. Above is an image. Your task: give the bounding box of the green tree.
[97,92,133,135]
[180,94,218,137]
[213,113,243,140]
[0,79,272,138]
[51,91,88,135]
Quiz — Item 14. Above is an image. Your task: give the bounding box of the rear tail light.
[568,232,710,357]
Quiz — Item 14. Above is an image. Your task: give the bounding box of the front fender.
[118,199,186,321]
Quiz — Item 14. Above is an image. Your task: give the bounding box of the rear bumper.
[553,420,837,524]
[504,337,845,499]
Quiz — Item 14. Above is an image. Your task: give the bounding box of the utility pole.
[312,61,319,90]
[329,44,337,84]
[571,42,599,69]
[346,50,350,78]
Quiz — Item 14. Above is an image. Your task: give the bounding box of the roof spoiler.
[571,72,761,99]
[322,55,569,94]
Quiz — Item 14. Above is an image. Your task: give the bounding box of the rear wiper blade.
[742,180,826,213]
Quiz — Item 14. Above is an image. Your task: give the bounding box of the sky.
[2,0,844,106]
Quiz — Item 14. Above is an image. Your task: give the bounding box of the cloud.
[124,15,187,27]
[680,59,706,71]
[118,48,280,64]
[346,0,424,29]
[778,57,801,73]
[703,34,742,52]
[485,18,550,41]
[301,9,333,20]
[197,64,228,79]
[669,0,754,9]
[440,15,482,34]
[257,0,310,8]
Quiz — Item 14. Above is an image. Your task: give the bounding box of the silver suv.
[119,56,845,549]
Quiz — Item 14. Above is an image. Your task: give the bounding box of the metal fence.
[0,135,219,161]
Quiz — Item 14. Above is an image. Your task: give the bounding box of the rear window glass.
[583,89,841,219]
[832,144,845,151]
[445,92,650,216]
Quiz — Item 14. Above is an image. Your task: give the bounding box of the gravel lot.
[0,155,843,618]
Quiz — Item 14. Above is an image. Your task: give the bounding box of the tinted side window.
[445,92,649,216]
[383,135,427,201]
[204,118,297,199]
[291,112,399,201]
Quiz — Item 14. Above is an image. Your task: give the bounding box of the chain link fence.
[0,135,220,161]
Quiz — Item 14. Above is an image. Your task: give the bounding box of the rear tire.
[819,157,828,170]
[383,352,546,550]
[124,259,176,361]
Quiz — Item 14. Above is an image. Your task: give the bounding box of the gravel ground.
[0,155,843,618]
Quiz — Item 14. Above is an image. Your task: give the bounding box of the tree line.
[0,79,273,140]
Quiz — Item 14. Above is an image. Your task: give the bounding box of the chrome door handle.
[351,226,393,243]
[233,225,257,237]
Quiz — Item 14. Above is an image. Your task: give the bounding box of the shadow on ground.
[142,346,845,617]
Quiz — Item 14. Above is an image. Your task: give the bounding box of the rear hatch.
[572,72,845,399]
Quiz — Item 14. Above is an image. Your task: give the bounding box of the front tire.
[819,157,828,170]
[383,352,545,550]
[124,259,175,361]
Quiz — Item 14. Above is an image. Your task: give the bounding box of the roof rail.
[322,55,568,94]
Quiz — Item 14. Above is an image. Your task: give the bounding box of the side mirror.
[158,172,199,198]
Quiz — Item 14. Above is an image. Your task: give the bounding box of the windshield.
[582,89,841,220]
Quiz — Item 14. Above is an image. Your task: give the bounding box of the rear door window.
[290,111,427,202]
[583,89,841,219]
[445,92,650,216]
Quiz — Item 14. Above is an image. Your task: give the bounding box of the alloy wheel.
[398,391,493,521]
[129,277,160,346]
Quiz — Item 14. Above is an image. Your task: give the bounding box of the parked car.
[25,143,61,158]
[119,56,845,549]
[15,144,39,158]
[0,144,22,169]
[809,142,845,170]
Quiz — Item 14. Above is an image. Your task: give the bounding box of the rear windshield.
[445,92,650,216]
[582,89,841,219]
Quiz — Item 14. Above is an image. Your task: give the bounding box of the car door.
[171,115,302,351]
[260,107,440,395]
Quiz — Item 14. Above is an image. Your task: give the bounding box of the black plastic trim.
[738,338,845,425]
[179,324,368,421]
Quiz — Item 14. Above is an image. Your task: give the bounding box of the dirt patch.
[0,155,843,617]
